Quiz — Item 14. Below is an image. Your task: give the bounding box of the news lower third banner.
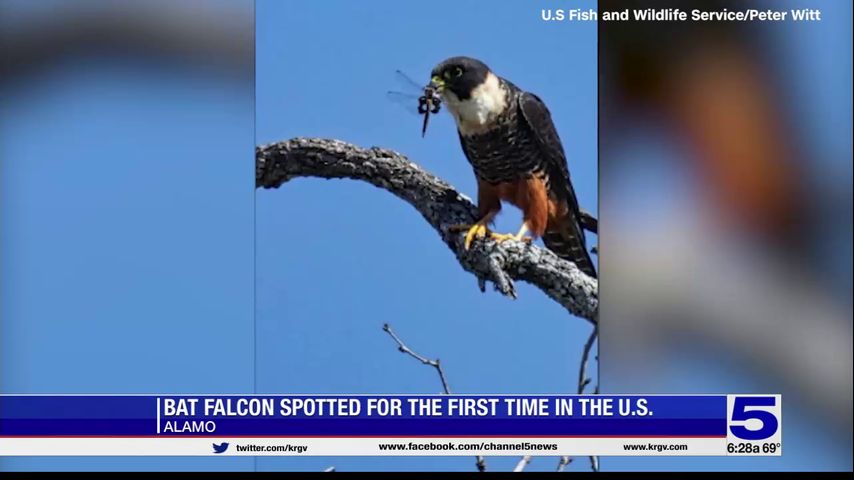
[0,395,781,456]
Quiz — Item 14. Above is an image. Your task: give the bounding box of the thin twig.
[589,456,599,472]
[578,326,598,395]
[382,323,450,394]
[577,325,600,472]
[382,323,486,472]
[512,456,532,472]
[475,456,487,473]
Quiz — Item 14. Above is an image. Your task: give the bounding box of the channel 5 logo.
[727,395,782,443]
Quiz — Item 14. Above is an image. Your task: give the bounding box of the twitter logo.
[212,442,229,454]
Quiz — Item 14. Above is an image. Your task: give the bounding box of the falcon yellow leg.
[490,223,533,244]
[448,211,500,250]
[448,219,532,249]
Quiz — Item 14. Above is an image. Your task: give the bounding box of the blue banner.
[0,395,727,437]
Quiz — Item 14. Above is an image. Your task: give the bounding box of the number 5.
[730,397,778,440]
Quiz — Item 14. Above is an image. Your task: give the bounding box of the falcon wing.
[518,91,596,277]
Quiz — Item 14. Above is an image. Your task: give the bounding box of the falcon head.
[430,56,509,133]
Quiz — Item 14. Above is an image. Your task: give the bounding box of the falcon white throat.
[438,72,509,136]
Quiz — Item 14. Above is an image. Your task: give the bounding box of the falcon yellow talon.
[451,223,534,249]
[489,232,515,242]
[464,223,489,250]
[488,232,533,244]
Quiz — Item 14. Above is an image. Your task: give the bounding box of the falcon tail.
[542,215,597,278]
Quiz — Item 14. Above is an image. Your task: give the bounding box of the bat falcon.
[429,56,596,278]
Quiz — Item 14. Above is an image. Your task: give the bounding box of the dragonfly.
[387,70,442,137]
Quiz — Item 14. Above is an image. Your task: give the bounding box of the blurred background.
[600,0,852,471]
[1,0,255,471]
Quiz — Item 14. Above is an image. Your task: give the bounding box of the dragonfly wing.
[393,69,426,92]
[386,91,422,116]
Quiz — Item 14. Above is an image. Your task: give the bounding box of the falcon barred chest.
[429,56,596,278]
[456,82,548,185]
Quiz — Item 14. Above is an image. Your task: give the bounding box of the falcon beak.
[429,75,445,93]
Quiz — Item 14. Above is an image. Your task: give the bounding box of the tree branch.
[556,456,572,472]
[257,138,598,323]
[382,323,451,394]
[382,323,487,472]
[577,326,599,395]
[512,456,532,472]
[576,325,600,472]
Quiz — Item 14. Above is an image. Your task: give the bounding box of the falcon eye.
[444,67,463,80]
